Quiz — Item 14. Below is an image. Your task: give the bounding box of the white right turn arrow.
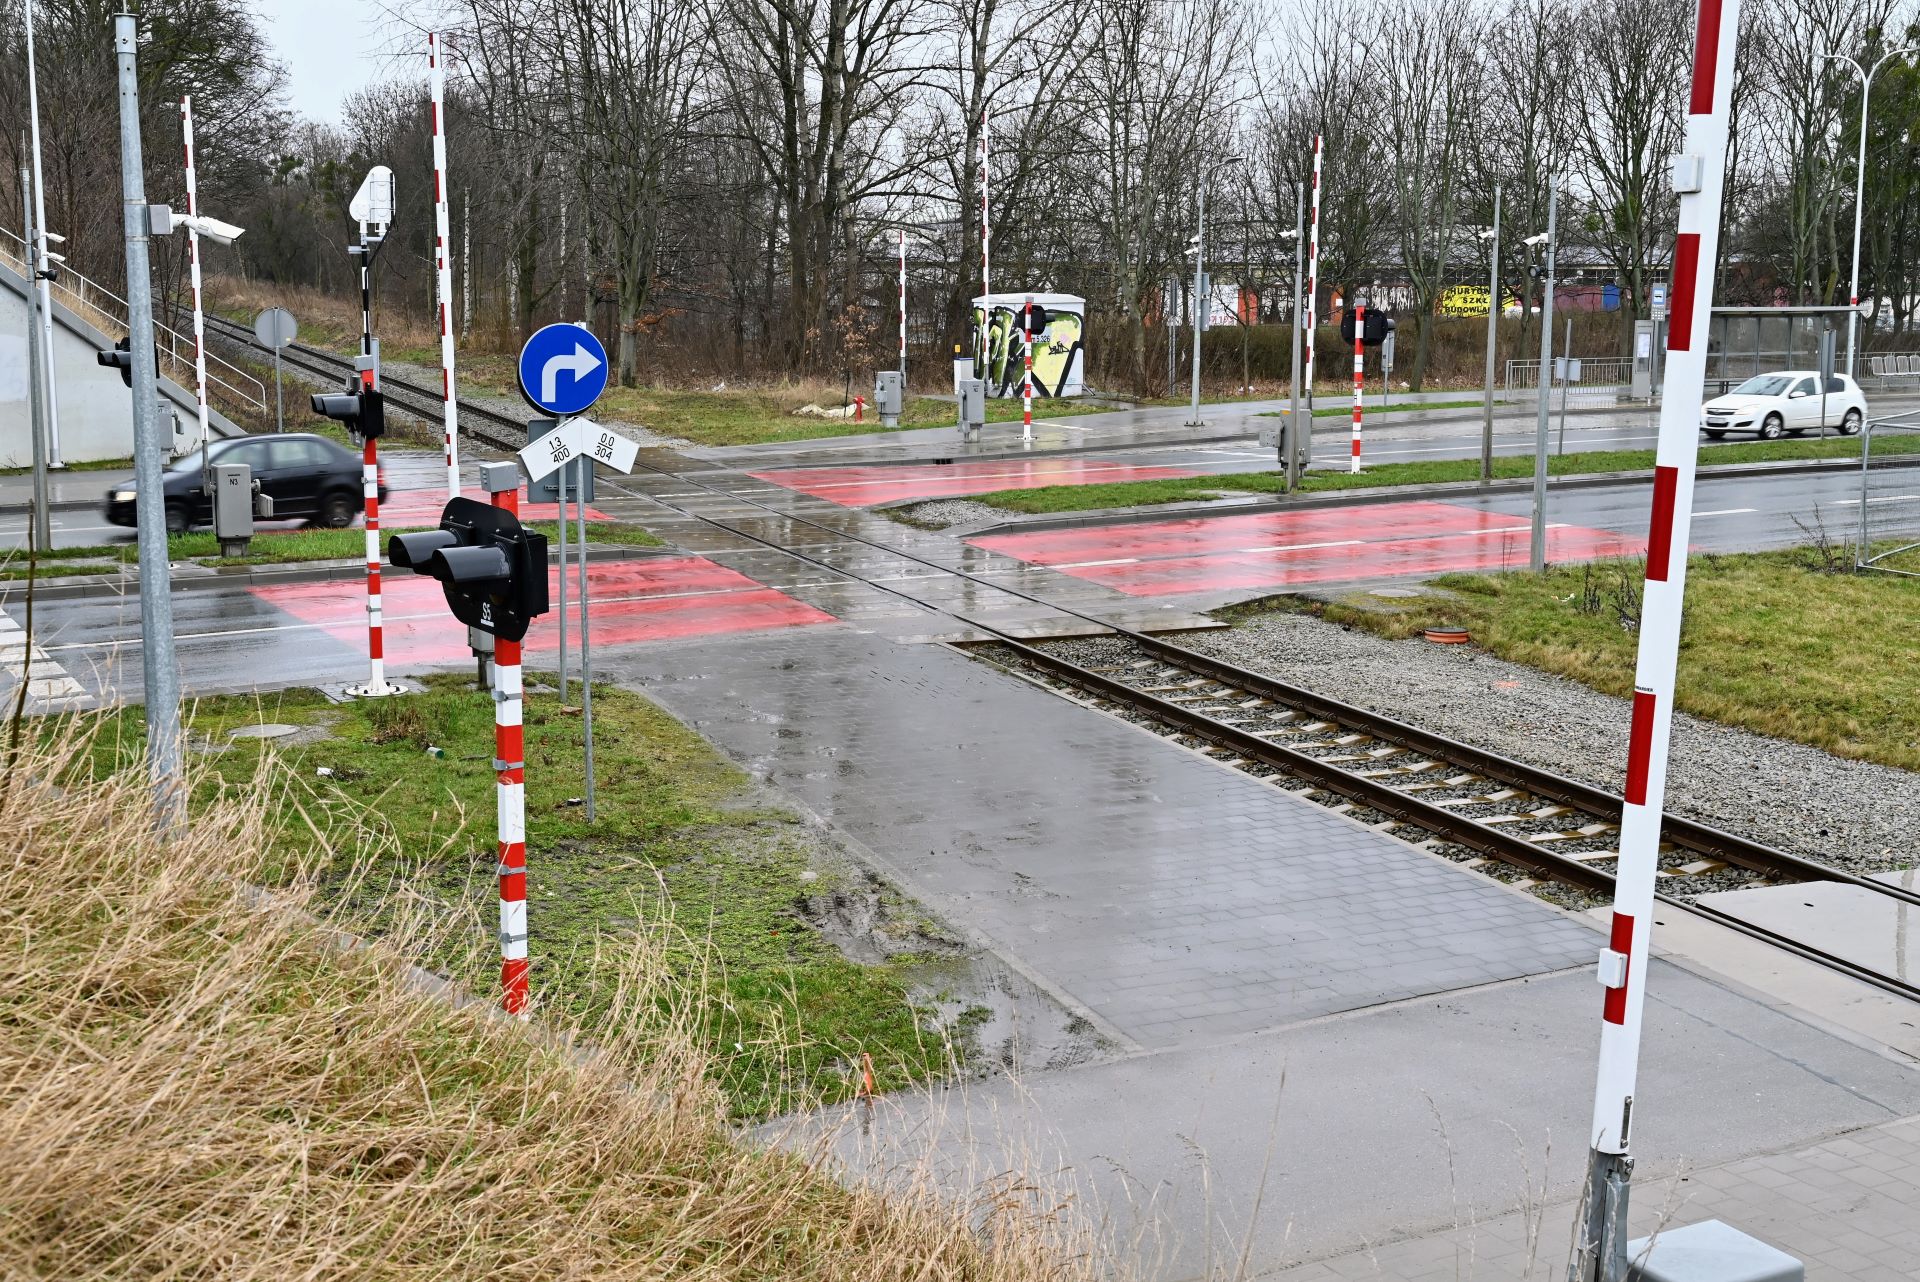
[540,343,602,404]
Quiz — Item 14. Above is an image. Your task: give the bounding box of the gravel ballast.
[891,498,1008,529]
[1171,610,1917,878]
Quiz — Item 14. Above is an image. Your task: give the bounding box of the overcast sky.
[254,0,398,123]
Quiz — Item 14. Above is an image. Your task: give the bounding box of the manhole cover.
[230,723,300,740]
[1368,587,1421,599]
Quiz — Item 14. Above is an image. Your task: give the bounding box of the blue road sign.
[517,323,609,417]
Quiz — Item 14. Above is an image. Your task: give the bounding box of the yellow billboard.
[1438,285,1518,318]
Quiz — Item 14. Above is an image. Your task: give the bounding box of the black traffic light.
[97,336,134,387]
[389,496,549,641]
[310,379,387,440]
[1339,308,1396,347]
[1018,302,1050,332]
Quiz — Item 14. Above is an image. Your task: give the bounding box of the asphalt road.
[6,459,1899,712]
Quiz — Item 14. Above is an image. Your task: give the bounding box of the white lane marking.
[37,583,786,655]
[1833,494,1919,505]
[0,611,85,700]
[1694,508,1758,517]
[1024,525,1565,572]
[774,459,1207,492]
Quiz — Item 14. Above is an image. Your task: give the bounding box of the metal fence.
[1503,356,1633,406]
[1,226,267,415]
[1853,413,1920,574]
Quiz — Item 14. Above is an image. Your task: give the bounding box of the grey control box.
[211,462,256,557]
[957,378,986,440]
[874,370,903,425]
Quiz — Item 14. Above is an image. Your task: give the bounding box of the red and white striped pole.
[1305,135,1323,412]
[1022,296,1034,442]
[1350,302,1365,471]
[980,112,991,301]
[478,462,530,1017]
[1569,1,1740,1277]
[179,97,211,463]
[429,32,461,498]
[351,381,400,697]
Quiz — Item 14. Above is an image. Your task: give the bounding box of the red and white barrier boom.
[1022,296,1034,442]
[1305,135,1322,410]
[430,33,461,498]
[179,97,210,463]
[1568,1,1740,1277]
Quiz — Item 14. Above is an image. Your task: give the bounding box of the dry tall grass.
[0,724,1107,1280]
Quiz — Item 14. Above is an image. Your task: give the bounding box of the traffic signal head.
[98,337,134,388]
[1020,302,1050,332]
[388,496,548,641]
[387,529,458,570]
[310,381,387,441]
[1340,307,1395,347]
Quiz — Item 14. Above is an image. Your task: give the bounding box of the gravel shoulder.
[1177,609,1917,878]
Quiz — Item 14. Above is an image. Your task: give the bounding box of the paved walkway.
[1272,1113,1920,1281]
[610,626,1920,1279]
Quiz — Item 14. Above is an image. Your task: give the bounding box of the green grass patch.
[967,432,1912,515]
[0,456,134,476]
[0,560,119,580]
[1269,546,1920,771]
[90,678,963,1118]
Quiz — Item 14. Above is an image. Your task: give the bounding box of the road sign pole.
[575,455,595,821]
[1350,303,1365,472]
[114,9,184,829]
[555,444,569,702]
[273,345,283,433]
[1567,3,1740,1277]
[480,461,530,1018]
[1483,183,1501,482]
[429,31,461,499]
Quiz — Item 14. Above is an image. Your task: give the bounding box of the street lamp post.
[23,0,63,468]
[1479,185,1502,482]
[1188,155,1242,427]
[113,9,184,829]
[1824,45,1916,376]
[1527,180,1558,573]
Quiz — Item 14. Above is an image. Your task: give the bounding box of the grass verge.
[10,724,1096,1277]
[1267,545,1920,771]
[13,521,664,578]
[965,432,1914,515]
[91,676,968,1119]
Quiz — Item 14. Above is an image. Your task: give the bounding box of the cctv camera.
[1522,232,1551,247]
[187,214,246,246]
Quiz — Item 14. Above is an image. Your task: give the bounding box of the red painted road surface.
[970,501,1647,595]
[376,488,612,527]
[750,459,1205,507]
[251,557,833,661]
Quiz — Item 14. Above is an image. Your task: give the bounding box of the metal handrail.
[0,225,267,414]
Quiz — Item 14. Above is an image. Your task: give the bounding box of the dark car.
[105,433,387,533]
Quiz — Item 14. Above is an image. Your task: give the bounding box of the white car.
[1700,371,1866,440]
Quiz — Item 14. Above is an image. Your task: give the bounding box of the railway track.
[199,313,528,442]
[206,307,1920,1002]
